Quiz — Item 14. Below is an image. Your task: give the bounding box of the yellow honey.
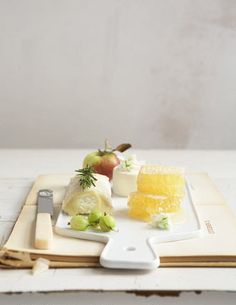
[128,192,182,221]
[137,165,185,197]
[127,165,185,222]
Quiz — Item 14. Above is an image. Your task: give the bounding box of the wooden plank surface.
[0,178,32,246]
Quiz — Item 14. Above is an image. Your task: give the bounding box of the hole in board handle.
[124,246,136,252]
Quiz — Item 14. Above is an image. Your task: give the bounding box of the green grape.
[88,209,103,226]
[70,215,89,231]
[99,214,116,232]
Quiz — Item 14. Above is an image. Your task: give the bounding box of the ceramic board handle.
[100,238,160,270]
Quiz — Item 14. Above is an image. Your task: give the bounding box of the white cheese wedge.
[62,174,112,216]
[32,258,50,275]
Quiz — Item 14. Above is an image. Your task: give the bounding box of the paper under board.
[2,173,236,268]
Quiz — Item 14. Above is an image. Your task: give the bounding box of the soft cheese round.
[112,167,139,197]
[112,155,145,197]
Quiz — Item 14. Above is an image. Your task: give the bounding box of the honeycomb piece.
[137,165,185,196]
[128,191,182,221]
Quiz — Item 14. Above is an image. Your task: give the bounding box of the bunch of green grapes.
[70,209,116,233]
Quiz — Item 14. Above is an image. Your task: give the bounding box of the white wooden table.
[0,149,236,304]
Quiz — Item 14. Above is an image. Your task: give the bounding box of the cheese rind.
[62,174,112,216]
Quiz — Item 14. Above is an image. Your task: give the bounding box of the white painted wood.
[1,291,236,305]
[1,267,236,293]
[0,178,32,221]
[0,149,236,295]
[0,149,235,179]
[0,222,15,247]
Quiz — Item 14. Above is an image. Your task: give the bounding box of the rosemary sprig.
[75,166,97,190]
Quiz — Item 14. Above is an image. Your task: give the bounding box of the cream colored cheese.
[112,167,139,197]
[32,258,50,275]
[112,155,145,197]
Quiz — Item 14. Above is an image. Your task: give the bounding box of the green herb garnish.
[121,159,133,170]
[151,213,171,230]
[75,166,97,190]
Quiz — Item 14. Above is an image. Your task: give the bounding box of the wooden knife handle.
[35,213,53,249]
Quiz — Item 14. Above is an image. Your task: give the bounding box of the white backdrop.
[0,0,236,149]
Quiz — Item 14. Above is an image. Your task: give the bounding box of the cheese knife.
[35,189,54,249]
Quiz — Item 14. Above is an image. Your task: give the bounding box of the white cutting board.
[55,183,201,270]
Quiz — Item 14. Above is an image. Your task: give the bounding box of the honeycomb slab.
[137,165,185,197]
[128,192,182,221]
[128,165,185,222]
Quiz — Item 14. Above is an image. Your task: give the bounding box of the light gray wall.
[0,0,236,149]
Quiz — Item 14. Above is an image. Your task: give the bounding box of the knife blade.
[35,189,54,249]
